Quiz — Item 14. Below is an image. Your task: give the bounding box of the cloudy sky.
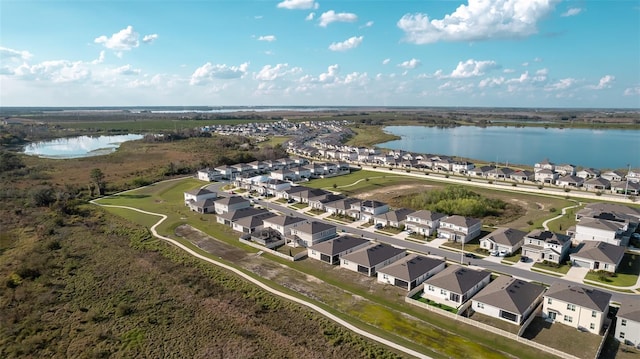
[1,0,639,108]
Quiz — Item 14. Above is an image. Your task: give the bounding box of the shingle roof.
[482,228,527,247]
[425,265,491,295]
[293,221,336,235]
[442,215,481,228]
[545,283,611,312]
[617,300,640,322]
[407,210,447,222]
[185,188,216,196]
[308,235,369,256]
[361,200,388,209]
[472,276,545,316]
[217,207,270,221]
[377,254,444,282]
[341,243,406,267]
[325,197,360,210]
[233,212,276,229]
[525,230,570,245]
[374,208,415,223]
[570,241,626,265]
[214,196,249,206]
[263,215,308,227]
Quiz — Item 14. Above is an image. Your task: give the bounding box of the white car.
[490,250,499,256]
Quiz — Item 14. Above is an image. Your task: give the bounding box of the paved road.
[93,197,431,359]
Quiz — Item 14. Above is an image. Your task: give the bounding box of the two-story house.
[373,208,415,228]
[615,300,640,347]
[262,216,308,237]
[422,265,491,308]
[405,210,447,237]
[213,196,250,215]
[288,221,337,247]
[521,230,571,264]
[542,283,611,335]
[472,276,546,325]
[184,187,217,206]
[351,200,389,222]
[438,215,482,244]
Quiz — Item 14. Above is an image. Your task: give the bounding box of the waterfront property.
[422,265,491,309]
[376,254,445,291]
[471,276,546,325]
[542,283,611,335]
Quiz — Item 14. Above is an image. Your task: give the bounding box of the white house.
[479,228,527,255]
[262,215,308,237]
[615,300,640,347]
[288,221,337,247]
[324,198,360,216]
[555,164,577,176]
[534,169,558,184]
[340,243,406,276]
[373,208,415,228]
[197,168,222,182]
[350,200,389,221]
[573,218,628,246]
[438,215,482,244]
[521,230,571,264]
[405,210,447,237]
[184,187,217,206]
[583,177,610,191]
[472,276,546,325]
[601,170,626,182]
[307,235,370,265]
[570,241,626,273]
[542,283,611,335]
[556,175,584,187]
[422,265,491,309]
[213,196,250,215]
[377,254,445,291]
[534,159,555,172]
[576,168,600,179]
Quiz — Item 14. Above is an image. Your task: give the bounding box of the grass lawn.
[378,226,404,235]
[275,198,288,204]
[326,214,354,223]
[290,202,309,210]
[532,261,572,275]
[260,135,290,147]
[345,125,400,148]
[501,252,523,265]
[410,293,458,314]
[584,253,640,287]
[441,237,482,254]
[306,208,325,216]
[468,311,520,334]
[545,204,582,233]
[522,317,601,359]
[306,170,424,194]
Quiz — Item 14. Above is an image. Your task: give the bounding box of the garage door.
[572,259,591,268]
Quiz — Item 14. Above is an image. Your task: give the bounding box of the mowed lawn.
[585,253,640,287]
[306,170,429,193]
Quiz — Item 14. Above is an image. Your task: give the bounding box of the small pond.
[23,134,144,159]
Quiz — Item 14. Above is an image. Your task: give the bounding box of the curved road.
[92,200,431,359]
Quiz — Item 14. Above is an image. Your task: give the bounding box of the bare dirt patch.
[356,183,435,202]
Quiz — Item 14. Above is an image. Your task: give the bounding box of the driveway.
[564,266,589,283]
[512,258,535,271]
[425,237,448,248]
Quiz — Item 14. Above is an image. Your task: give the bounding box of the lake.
[379,126,640,170]
[23,134,143,159]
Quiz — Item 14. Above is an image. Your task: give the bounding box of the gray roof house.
[521,230,571,264]
[556,175,585,187]
[422,265,491,308]
[187,197,217,214]
[471,276,546,325]
[480,228,527,255]
[340,243,407,276]
[232,212,277,234]
[377,254,445,291]
[214,195,250,214]
[583,177,611,191]
[216,207,270,226]
[570,241,626,273]
[405,210,447,236]
[542,283,611,334]
[324,197,361,216]
[438,215,482,244]
[373,208,415,228]
[615,300,640,347]
[308,235,371,265]
[262,215,308,236]
[184,187,217,205]
[288,221,337,247]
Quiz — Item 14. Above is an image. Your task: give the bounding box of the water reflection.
[24,134,143,159]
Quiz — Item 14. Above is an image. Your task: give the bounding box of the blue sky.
[1,0,639,108]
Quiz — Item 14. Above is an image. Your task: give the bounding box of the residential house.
[628,168,640,183]
[555,164,577,176]
[469,165,496,178]
[247,160,266,174]
[576,168,600,179]
[610,180,640,195]
[534,159,555,172]
[291,166,312,180]
[570,241,626,273]
[340,243,407,276]
[472,276,546,325]
[488,167,515,180]
[373,208,415,228]
[197,168,222,182]
[438,215,482,244]
[214,165,237,180]
[307,236,371,265]
[479,228,527,255]
[521,230,571,264]
[308,194,344,211]
[422,265,491,308]
[556,175,584,188]
[351,200,389,221]
[263,179,292,196]
[184,187,217,206]
[615,300,640,347]
[270,168,296,181]
[216,207,270,226]
[584,177,611,191]
[601,170,626,182]
[214,196,250,215]
[187,198,216,214]
[573,218,629,246]
[542,283,611,335]
[232,212,277,234]
[510,170,535,182]
[262,215,308,237]
[405,210,447,237]
[534,169,559,184]
[377,254,445,291]
[324,198,361,216]
[288,221,337,247]
[452,161,475,174]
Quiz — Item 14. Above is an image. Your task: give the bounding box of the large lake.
[23,134,143,159]
[379,126,640,170]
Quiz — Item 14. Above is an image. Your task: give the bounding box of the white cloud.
[319,10,358,27]
[91,51,106,65]
[362,21,374,28]
[479,77,505,88]
[589,75,615,90]
[190,62,249,85]
[382,58,391,65]
[0,46,33,61]
[142,34,158,43]
[397,0,559,44]
[398,58,421,69]
[258,35,277,42]
[277,0,318,10]
[561,8,582,17]
[318,64,339,83]
[450,59,499,78]
[14,60,91,83]
[94,26,157,53]
[624,87,640,96]
[545,78,576,91]
[255,63,301,81]
[503,68,515,73]
[306,12,315,21]
[328,36,363,51]
[115,64,141,76]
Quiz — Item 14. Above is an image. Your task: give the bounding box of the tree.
[0,150,24,173]
[90,168,106,196]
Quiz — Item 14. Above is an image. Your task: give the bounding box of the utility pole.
[624,163,631,200]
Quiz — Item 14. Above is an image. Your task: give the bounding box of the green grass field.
[584,253,640,287]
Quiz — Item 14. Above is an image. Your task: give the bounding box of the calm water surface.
[379,126,640,169]
[24,134,143,159]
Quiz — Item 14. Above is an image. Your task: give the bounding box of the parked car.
[490,250,499,256]
[465,252,475,258]
[520,256,529,262]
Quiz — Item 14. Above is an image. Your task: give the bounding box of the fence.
[239,238,308,261]
[405,294,581,359]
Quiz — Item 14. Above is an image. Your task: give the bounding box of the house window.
[382,274,388,280]
[567,304,576,311]
[343,260,349,265]
[621,319,627,326]
[564,315,573,323]
[477,303,484,309]
[547,298,552,305]
[440,289,446,295]
[311,250,316,255]
[428,285,434,291]
[620,332,625,339]
[592,311,597,318]
[590,323,595,330]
